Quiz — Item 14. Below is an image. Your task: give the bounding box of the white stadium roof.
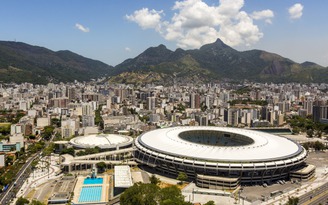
[69,134,133,149]
[137,126,303,162]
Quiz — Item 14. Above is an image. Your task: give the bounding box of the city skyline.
[1,0,327,67]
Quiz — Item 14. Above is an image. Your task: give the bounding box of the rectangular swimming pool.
[83,177,103,185]
[78,186,102,203]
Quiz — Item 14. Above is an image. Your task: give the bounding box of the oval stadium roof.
[137,126,303,162]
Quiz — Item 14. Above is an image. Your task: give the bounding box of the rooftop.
[114,165,133,188]
[137,126,304,162]
[69,134,133,149]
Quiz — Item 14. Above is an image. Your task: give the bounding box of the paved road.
[305,190,328,205]
[299,181,328,205]
[0,152,40,205]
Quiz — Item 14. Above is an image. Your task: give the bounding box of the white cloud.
[126,0,271,49]
[125,47,131,52]
[288,3,303,19]
[125,8,163,30]
[75,23,90,33]
[251,9,274,24]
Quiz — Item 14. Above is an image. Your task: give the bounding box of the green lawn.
[0,122,11,127]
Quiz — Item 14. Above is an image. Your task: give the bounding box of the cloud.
[288,3,303,19]
[125,47,131,52]
[75,23,90,33]
[126,8,163,30]
[251,9,274,24]
[126,0,270,49]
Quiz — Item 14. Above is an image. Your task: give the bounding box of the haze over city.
[1,0,328,67]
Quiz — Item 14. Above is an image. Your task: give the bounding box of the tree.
[95,105,104,129]
[176,103,185,112]
[286,196,299,205]
[200,102,208,112]
[6,155,15,166]
[302,142,310,151]
[128,108,137,115]
[138,115,150,123]
[120,183,159,205]
[28,134,36,140]
[0,124,10,136]
[96,162,106,173]
[313,141,325,151]
[16,197,29,205]
[306,129,314,138]
[149,174,161,185]
[42,125,55,140]
[29,199,45,205]
[292,127,300,134]
[176,172,188,184]
[60,147,75,156]
[42,143,54,156]
[51,118,61,127]
[204,201,215,205]
[28,141,44,153]
[315,129,323,138]
[159,186,185,204]
[120,183,191,205]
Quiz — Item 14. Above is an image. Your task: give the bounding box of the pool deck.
[72,175,110,204]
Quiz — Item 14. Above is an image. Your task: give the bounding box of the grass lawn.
[0,122,11,127]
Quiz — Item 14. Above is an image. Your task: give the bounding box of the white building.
[0,155,5,167]
[61,118,78,138]
[37,117,50,127]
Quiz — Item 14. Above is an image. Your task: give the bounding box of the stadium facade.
[134,127,315,189]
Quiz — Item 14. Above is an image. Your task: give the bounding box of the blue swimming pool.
[78,186,102,203]
[83,177,103,185]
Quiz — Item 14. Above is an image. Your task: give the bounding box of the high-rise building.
[82,93,100,102]
[61,118,79,138]
[277,113,284,126]
[190,93,200,109]
[277,102,285,113]
[205,95,211,108]
[147,97,156,111]
[49,98,69,108]
[114,88,126,101]
[220,91,230,102]
[313,105,328,123]
[82,103,93,116]
[82,115,95,127]
[261,106,272,121]
[67,87,76,101]
[304,98,313,115]
[224,109,239,126]
[106,98,111,109]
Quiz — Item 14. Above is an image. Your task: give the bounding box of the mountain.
[0,41,113,84]
[112,38,328,84]
[1,40,327,85]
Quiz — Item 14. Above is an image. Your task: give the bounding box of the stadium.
[134,126,315,189]
[69,134,133,150]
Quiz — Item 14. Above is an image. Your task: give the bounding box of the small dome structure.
[69,134,133,149]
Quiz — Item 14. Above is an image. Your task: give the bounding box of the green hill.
[0,41,113,84]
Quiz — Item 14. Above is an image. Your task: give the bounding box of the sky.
[0,0,327,67]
